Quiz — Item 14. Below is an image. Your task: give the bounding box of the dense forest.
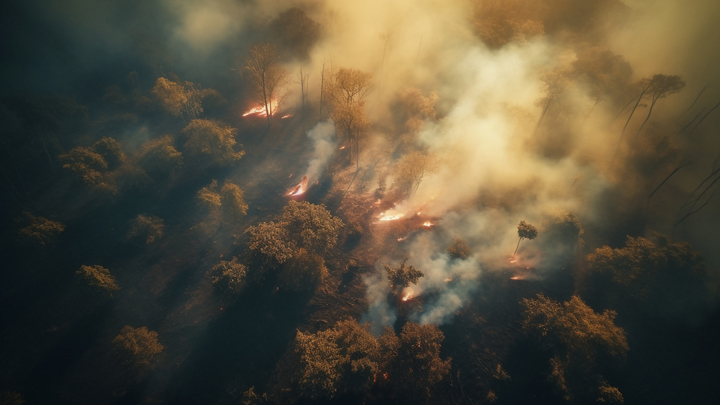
[1,0,720,404]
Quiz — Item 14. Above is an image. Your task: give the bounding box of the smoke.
[302,120,337,182]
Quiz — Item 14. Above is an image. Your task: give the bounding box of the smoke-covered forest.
[2,0,720,404]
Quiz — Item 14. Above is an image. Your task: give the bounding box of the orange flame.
[242,99,279,117]
[287,176,308,197]
[444,278,452,282]
[281,114,292,119]
[379,212,403,221]
[510,275,523,280]
[422,221,434,227]
[401,290,414,301]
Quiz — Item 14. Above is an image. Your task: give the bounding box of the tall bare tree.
[244,43,288,127]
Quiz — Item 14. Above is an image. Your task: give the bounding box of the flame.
[444,278,452,282]
[339,144,347,150]
[397,236,408,242]
[242,99,279,117]
[510,275,523,280]
[281,114,292,119]
[287,176,308,197]
[379,212,403,221]
[401,290,414,301]
[422,221,434,227]
[509,258,518,263]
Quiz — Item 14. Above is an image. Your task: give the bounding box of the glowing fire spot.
[509,258,518,263]
[281,114,292,119]
[397,236,408,242]
[510,276,523,280]
[416,212,422,216]
[287,176,308,197]
[339,145,347,150]
[444,278,452,282]
[401,290,414,301]
[379,212,403,221]
[242,99,279,117]
[422,221,434,227]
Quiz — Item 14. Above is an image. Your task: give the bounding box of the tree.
[128,214,164,244]
[18,212,64,246]
[328,68,373,172]
[579,235,706,318]
[59,147,108,186]
[391,88,438,145]
[280,200,344,255]
[92,137,125,169]
[293,329,344,399]
[279,248,328,291]
[392,151,437,196]
[220,181,249,221]
[246,221,296,264]
[152,77,217,120]
[635,74,685,136]
[76,265,120,297]
[244,43,288,127]
[291,319,381,399]
[513,220,538,258]
[138,135,183,178]
[447,237,471,260]
[331,102,369,170]
[112,325,163,370]
[269,8,321,61]
[521,294,628,402]
[197,179,221,209]
[471,0,544,48]
[385,259,424,292]
[182,119,244,166]
[209,256,247,295]
[390,323,452,401]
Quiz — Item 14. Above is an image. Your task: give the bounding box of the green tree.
[210,256,247,295]
[112,325,164,370]
[521,294,628,402]
[76,265,120,297]
[128,214,164,244]
[18,212,65,246]
[182,119,244,166]
[385,259,424,293]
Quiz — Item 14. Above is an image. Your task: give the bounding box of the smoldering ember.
[1,1,720,404]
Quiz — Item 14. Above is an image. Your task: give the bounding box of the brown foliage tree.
[392,151,437,196]
[182,119,244,166]
[112,325,163,370]
[220,181,249,222]
[514,220,538,257]
[521,294,628,402]
[59,147,108,186]
[18,212,65,246]
[447,237,471,260]
[138,135,183,178]
[385,259,424,292]
[210,256,247,295]
[128,214,164,244]
[76,265,120,297]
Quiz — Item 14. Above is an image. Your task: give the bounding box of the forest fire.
[401,290,414,302]
[242,99,279,117]
[379,212,403,221]
[287,176,308,197]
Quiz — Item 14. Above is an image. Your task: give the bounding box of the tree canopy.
[183,119,244,166]
[76,265,120,297]
[111,325,163,370]
[386,259,424,292]
[18,212,65,246]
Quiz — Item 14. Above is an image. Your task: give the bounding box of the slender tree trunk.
[262,71,270,128]
[513,237,523,258]
[532,95,554,137]
[613,85,651,163]
[636,96,659,137]
[679,84,709,117]
[648,162,690,200]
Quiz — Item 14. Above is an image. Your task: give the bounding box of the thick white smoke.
[303,120,337,182]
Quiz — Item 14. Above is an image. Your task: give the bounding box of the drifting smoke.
[303,120,337,183]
